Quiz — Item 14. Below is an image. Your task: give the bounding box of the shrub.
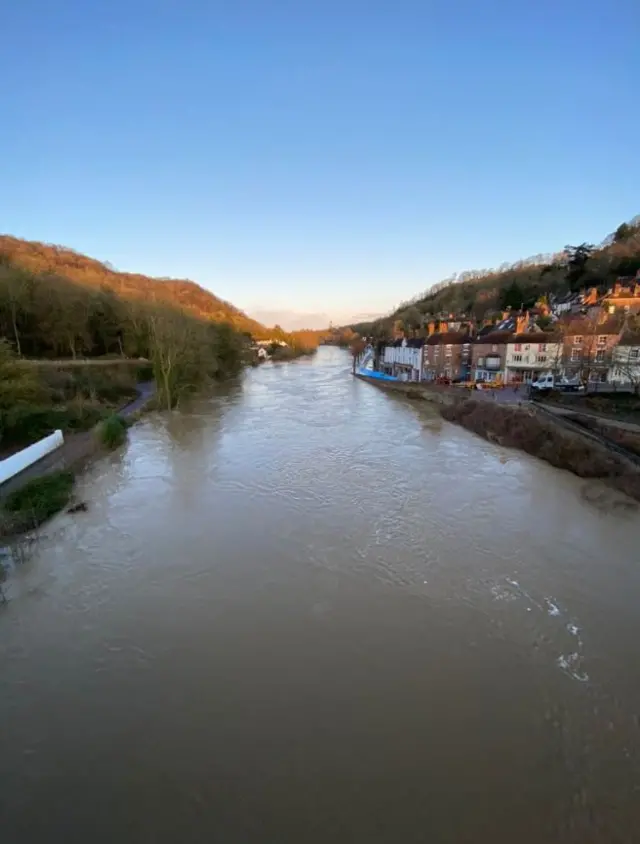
[97,414,128,449]
[3,471,75,531]
[1,402,107,447]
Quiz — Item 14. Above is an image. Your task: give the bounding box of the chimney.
[613,281,622,295]
[634,283,640,298]
[584,287,598,305]
[427,321,435,336]
[515,312,528,334]
[501,310,509,321]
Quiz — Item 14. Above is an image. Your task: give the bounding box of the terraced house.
[381,338,425,381]
[504,332,562,384]
[472,331,512,383]
[422,331,472,381]
[560,316,624,383]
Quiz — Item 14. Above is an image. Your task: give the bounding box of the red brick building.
[422,332,473,381]
[472,331,512,382]
[561,316,624,382]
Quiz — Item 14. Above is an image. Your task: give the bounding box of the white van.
[530,373,584,392]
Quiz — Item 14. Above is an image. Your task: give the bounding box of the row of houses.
[379,315,640,386]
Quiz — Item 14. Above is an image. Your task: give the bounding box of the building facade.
[602,273,640,315]
[472,331,511,383]
[560,317,623,383]
[609,333,640,386]
[382,338,425,381]
[504,333,562,384]
[422,332,472,381]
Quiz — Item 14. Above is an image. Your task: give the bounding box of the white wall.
[0,430,64,485]
[505,340,561,370]
[609,346,640,383]
[383,346,422,369]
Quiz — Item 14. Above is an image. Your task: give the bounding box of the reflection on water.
[1,348,640,843]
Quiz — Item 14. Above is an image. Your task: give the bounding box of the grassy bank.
[0,353,148,453]
[441,399,640,500]
[1,471,75,538]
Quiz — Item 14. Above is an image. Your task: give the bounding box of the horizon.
[2,1,639,327]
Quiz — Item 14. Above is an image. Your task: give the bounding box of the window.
[514,343,522,352]
[537,355,547,363]
[491,345,498,352]
[524,344,530,351]
[538,343,547,352]
[597,335,607,347]
[630,349,639,360]
[595,350,605,363]
[572,335,583,345]
[571,349,581,362]
[512,354,523,362]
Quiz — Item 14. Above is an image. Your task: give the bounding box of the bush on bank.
[2,470,75,535]
[97,413,128,449]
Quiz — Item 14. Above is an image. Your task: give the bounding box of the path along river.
[1,347,639,843]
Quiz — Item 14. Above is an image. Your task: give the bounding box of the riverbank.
[355,373,640,501]
[0,382,156,544]
[446,399,640,501]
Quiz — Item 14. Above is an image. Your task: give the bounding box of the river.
[1,347,639,843]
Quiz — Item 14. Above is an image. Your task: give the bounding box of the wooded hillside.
[353,217,640,336]
[0,234,267,341]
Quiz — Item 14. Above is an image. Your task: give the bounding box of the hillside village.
[360,219,640,390]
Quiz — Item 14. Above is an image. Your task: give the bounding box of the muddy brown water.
[1,347,639,843]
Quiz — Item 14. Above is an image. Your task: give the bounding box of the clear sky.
[2,1,639,327]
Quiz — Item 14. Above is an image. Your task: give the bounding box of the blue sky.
[2,1,639,327]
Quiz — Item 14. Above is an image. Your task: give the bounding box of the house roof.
[425,331,472,346]
[473,331,513,345]
[558,315,624,335]
[618,332,640,347]
[510,332,561,343]
[387,337,425,348]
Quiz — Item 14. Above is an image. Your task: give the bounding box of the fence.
[0,431,64,486]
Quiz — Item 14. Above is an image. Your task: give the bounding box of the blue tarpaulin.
[357,368,398,382]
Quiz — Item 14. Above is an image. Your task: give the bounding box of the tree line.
[0,251,247,409]
[355,217,640,338]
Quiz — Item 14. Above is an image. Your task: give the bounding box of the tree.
[400,306,422,336]
[0,340,43,444]
[0,265,33,356]
[564,243,595,291]
[613,222,639,243]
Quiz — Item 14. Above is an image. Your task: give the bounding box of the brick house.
[602,273,640,315]
[472,331,512,383]
[560,316,624,383]
[422,331,472,381]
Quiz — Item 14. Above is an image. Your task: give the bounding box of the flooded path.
[1,347,639,842]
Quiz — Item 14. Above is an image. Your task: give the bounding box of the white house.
[504,333,562,384]
[382,339,425,381]
[608,333,640,387]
